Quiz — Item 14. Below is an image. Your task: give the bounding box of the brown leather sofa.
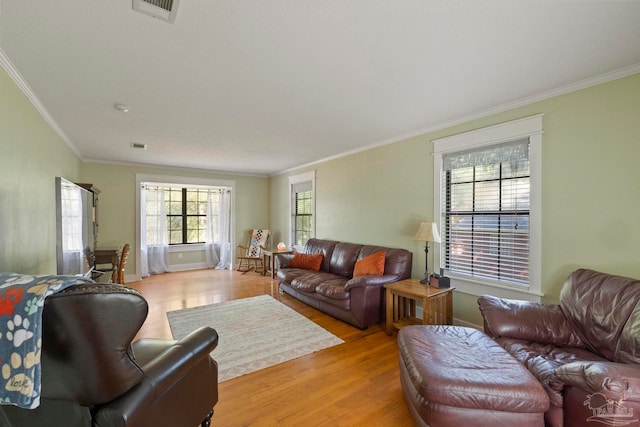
[478,269,640,427]
[277,238,412,329]
[0,283,219,427]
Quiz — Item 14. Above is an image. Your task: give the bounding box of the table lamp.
[413,221,441,284]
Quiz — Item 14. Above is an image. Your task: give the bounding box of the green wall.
[0,67,80,273]
[78,163,270,278]
[0,63,270,279]
[270,73,640,327]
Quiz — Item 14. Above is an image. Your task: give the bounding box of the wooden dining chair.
[115,243,131,284]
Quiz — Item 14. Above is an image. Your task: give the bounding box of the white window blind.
[442,138,531,286]
[291,180,313,247]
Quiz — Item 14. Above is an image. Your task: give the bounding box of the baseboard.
[453,317,482,330]
[415,306,482,330]
[169,262,208,271]
[120,263,208,284]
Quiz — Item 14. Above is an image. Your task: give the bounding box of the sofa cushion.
[315,280,350,300]
[353,251,385,277]
[328,243,363,278]
[478,295,584,348]
[361,245,412,279]
[560,269,640,363]
[304,239,338,272]
[290,272,345,293]
[277,267,310,284]
[289,253,323,271]
[497,337,609,408]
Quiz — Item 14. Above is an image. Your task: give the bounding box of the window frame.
[135,174,236,281]
[163,187,209,245]
[433,115,543,301]
[288,170,316,251]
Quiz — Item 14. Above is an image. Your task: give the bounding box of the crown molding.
[0,47,81,158]
[274,63,640,177]
[2,43,638,177]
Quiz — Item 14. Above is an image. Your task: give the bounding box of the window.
[433,115,543,301]
[289,171,316,249]
[148,186,217,245]
[443,139,530,285]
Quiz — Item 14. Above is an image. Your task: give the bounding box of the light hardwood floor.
[128,269,413,427]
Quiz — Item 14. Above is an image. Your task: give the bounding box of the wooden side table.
[384,278,455,335]
[262,249,293,279]
[93,248,119,282]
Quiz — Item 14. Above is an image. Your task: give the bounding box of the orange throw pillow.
[353,251,386,277]
[289,253,324,271]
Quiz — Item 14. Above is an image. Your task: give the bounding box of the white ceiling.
[2,1,640,176]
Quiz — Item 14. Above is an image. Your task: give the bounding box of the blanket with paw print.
[0,273,93,409]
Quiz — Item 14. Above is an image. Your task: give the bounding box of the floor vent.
[132,0,180,23]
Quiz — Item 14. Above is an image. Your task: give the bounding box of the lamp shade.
[413,221,441,243]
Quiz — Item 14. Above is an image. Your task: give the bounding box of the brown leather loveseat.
[278,238,412,329]
[0,283,219,427]
[478,269,640,427]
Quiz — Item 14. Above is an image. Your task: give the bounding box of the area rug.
[167,295,344,382]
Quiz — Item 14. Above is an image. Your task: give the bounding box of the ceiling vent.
[132,0,180,23]
[131,142,148,150]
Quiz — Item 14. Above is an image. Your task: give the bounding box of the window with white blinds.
[433,115,543,299]
[442,139,530,286]
[289,171,316,249]
[291,181,313,247]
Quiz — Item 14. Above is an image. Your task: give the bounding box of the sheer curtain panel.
[141,185,170,276]
[205,188,232,269]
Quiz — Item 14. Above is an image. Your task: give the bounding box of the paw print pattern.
[24,298,39,316]
[0,275,35,290]
[2,351,37,397]
[6,315,34,347]
[27,278,66,297]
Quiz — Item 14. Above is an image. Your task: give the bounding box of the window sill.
[448,273,543,302]
[168,244,206,252]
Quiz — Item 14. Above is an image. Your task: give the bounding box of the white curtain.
[60,183,85,274]
[141,185,170,277]
[205,188,232,269]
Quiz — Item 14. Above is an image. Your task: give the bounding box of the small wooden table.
[93,248,119,282]
[384,278,455,335]
[262,249,293,279]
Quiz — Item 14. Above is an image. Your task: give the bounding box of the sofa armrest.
[478,295,583,347]
[95,327,219,426]
[552,361,640,402]
[275,252,295,268]
[345,275,397,290]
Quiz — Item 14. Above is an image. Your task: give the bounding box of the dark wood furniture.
[94,248,119,282]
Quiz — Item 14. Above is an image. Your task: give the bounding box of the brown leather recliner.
[478,269,640,427]
[0,283,219,427]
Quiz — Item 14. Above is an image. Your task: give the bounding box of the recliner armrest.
[94,327,219,426]
[478,295,584,347]
[137,326,218,388]
[552,361,640,401]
